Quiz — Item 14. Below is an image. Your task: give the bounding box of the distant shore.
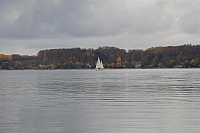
[1,44,200,70]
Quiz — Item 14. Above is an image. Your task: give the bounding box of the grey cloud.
[0,0,174,39]
[156,1,200,35]
[0,0,199,55]
[1,0,199,39]
[178,2,200,35]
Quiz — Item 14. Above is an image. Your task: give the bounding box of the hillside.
[0,44,200,69]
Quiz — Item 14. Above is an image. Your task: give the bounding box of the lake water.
[0,69,199,133]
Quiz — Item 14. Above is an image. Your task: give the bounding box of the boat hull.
[96,68,103,71]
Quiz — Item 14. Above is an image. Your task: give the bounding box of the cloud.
[0,0,199,55]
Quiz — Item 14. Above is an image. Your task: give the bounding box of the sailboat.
[96,57,104,70]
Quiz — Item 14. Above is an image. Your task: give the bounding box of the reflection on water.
[0,69,199,133]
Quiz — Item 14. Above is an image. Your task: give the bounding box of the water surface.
[0,69,199,133]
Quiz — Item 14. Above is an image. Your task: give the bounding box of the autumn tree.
[14,61,22,69]
[191,59,198,67]
[110,62,115,68]
[0,54,12,61]
[115,57,123,68]
[75,61,84,68]
[49,64,55,69]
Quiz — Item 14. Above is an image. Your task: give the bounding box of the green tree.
[2,62,10,69]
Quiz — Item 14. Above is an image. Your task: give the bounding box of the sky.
[0,0,199,55]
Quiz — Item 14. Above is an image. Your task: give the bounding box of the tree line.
[0,44,200,70]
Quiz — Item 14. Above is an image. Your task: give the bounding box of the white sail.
[100,61,104,69]
[96,57,101,69]
[96,57,103,70]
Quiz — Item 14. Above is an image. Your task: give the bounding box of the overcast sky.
[0,0,199,55]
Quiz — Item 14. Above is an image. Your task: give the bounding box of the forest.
[0,44,200,70]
